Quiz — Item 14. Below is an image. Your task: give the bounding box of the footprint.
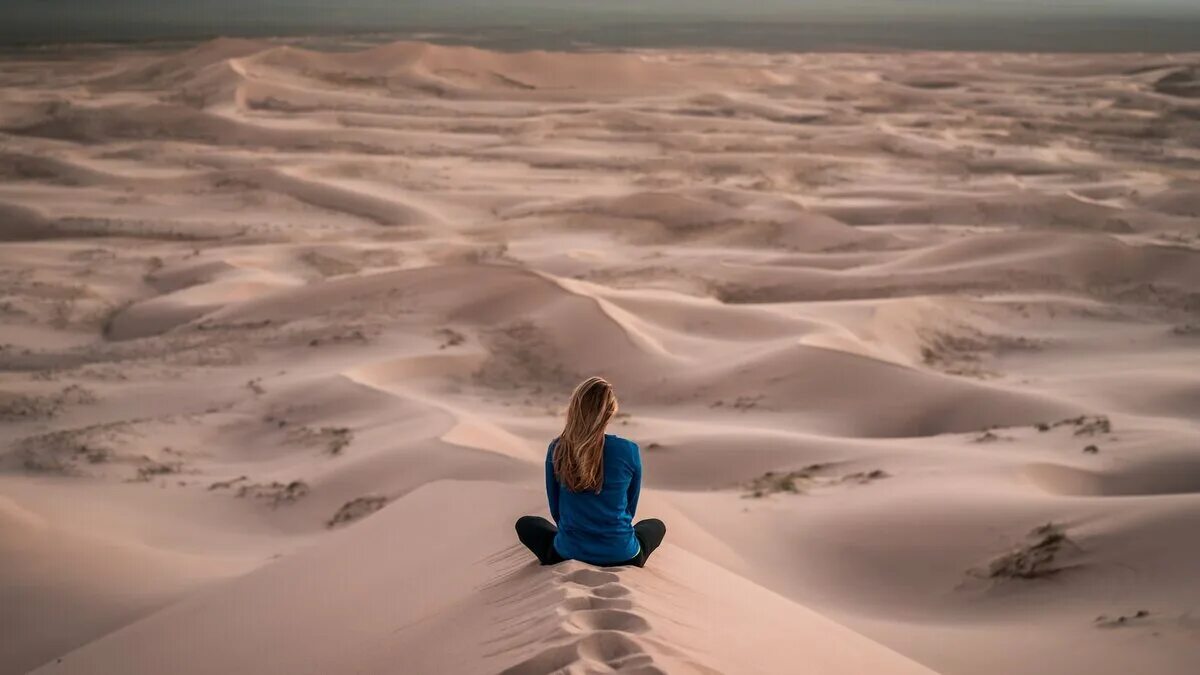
[617,665,669,675]
[498,631,648,675]
[576,631,648,665]
[497,565,658,674]
[604,653,657,671]
[559,595,634,612]
[567,608,651,634]
[591,582,632,599]
[559,568,621,588]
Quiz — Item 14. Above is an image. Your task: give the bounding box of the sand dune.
[234,41,780,100]
[0,201,56,240]
[0,494,249,673]
[502,189,895,250]
[31,483,936,675]
[1,39,1199,675]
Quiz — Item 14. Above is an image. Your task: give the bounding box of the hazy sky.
[7,0,1200,21]
[4,0,1199,49]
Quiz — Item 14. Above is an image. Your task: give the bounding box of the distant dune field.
[1,39,1198,675]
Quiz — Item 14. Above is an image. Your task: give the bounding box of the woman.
[515,376,666,568]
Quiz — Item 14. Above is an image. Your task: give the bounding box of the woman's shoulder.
[603,434,639,453]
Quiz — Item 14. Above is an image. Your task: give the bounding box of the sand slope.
[33,482,935,675]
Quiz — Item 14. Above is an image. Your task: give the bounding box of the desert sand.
[1,38,1199,674]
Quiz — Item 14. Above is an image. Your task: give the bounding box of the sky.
[7,0,1200,22]
[3,1,1199,48]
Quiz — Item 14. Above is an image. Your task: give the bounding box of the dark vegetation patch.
[980,523,1080,580]
[744,468,818,497]
[902,80,962,90]
[131,457,183,482]
[743,464,888,497]
[0,384,96,421]
[293,426,353,455]
[11,420,134,474]
[327,495,389,528]
[307,328,368,348]
[236,480,310,507]
[710,394,764,411]
[1095,610,1151,628]
[1035,415,1112,436]
[275,419,354,455]
[843,469,891,484]
[299,250,359,277]
[194,318,274,332]
[208,475,248,490]
[920,325,1042,379]
[973,430,1013,443]
[436,327,466,349]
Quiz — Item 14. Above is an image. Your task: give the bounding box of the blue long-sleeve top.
[546,433,642,565]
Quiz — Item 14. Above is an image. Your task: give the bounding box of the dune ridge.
[30,482,938,675]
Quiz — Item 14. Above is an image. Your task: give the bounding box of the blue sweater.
[546,434,642,565]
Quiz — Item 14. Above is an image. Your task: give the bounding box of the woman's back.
[546,433,641,564]
[515,376,665,568]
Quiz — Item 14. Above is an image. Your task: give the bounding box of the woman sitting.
[515,376,666,568]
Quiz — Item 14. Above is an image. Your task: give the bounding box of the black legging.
[515,516,666,568]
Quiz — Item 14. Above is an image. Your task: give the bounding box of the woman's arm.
[546,443,560,523]
[626,443,642,519]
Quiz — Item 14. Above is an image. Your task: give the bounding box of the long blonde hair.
[553,376,618,493]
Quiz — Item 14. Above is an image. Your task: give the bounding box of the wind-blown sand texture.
[1,39,1199,675]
